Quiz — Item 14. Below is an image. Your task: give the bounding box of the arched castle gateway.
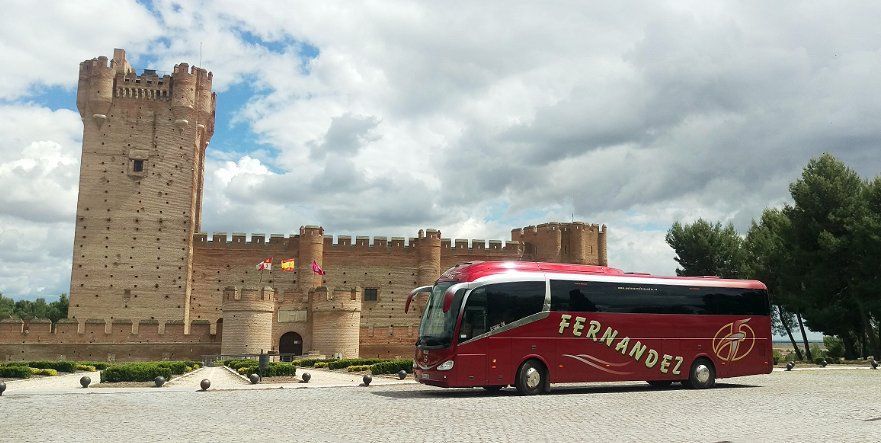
[0,49,608,362]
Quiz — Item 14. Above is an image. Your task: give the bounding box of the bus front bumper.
[414,368,455,388]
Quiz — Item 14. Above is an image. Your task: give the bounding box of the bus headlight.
[437,360,454,371]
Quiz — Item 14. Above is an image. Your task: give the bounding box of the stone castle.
[0,49,607,362]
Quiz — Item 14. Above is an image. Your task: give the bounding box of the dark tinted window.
[550,280,768,316]
[460,281,546,339]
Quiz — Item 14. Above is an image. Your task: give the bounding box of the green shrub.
[314,362,328,368]
[30,368,58,376]
[346,365,371,372]
[0,366,32,378]
[290,357,332,367]
[155,361,189,375]
[75,364,97,372]
[224,359,258,370]
[100,363,173,383]
[237,362,297,377]
[809,343,826,360]
[78,361,111,370]
[327,358,385,370]
[370,359,414,375]
[772,349,782,365]
[25,361,77,373]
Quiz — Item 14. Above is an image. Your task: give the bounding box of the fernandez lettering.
[557,315,683,376]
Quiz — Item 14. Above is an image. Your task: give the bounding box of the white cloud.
[4,1,881,299]
[0,0,160,99]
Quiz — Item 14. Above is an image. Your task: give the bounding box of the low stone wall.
[0,342,220,362]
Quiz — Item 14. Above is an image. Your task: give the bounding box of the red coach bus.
[405,261,772,395]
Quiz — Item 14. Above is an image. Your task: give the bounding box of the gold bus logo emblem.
[712,318,755,362]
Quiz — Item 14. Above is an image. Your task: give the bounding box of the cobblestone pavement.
[1,368,878,442]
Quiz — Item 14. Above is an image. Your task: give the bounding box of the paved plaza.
[1,367,879,442]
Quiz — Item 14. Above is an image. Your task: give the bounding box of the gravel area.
[0,368,878,441]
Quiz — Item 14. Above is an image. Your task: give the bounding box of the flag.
[280,258,296,272]
[256,258,272,271]
[311,260,326,275]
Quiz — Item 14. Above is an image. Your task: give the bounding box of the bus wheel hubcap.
[525,367,541,389]
[695,365,710,384]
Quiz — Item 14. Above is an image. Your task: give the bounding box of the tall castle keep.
[0,49,608,362]
[70,49,214,325]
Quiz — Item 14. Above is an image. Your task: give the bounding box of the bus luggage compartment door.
[486,336,511,385]
[453,347,487,386]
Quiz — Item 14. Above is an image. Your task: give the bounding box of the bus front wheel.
[686,358,716,389]
[515,359,547,396]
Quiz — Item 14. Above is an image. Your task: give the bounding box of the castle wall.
[0,318,220,362]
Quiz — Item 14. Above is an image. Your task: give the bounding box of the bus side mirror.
[405,285,432,314]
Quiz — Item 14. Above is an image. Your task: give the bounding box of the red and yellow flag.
[280,258,296,272]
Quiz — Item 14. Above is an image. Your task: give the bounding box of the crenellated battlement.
[310,287,362,312]
[194,229,523,253]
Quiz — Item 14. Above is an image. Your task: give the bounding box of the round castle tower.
[220,287,275,355]
[298,225,324,291]
[416,229,442,287]
[310,287,362,358]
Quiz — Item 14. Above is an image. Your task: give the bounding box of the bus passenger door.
[456,296,489,385]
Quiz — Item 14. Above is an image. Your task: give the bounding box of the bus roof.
[437,261,767,290]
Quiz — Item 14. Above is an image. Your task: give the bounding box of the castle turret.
[513,221,606,265]
[567,222,589,264]
[298,226,325,291]
[310,287,361,358]
[76,56,114,125]
[171,63,196,126]
[598,224,608,266]
[416,229,442,286]
[220,287,275,355]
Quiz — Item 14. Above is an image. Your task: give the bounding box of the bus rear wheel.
[686,358,716,389]
[515,359,547,396]
[646,380,673,388]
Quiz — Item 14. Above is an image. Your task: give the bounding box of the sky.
[0,0,880,319]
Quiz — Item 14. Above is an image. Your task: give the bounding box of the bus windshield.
[417,282,460,348]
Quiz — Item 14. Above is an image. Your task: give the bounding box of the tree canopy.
[0,292,68,323]
[667,153,881,360]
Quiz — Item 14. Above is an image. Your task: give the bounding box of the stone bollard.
[200,379,211,391]
[785,362,795,371]
[301,372,311,383]
[249,373,260,384]
[80,376,91,388]
[0,381,6,396]
[154,376,166,387]
[397,370,407,380]
[362,374,372,387]
[871,360,878,370]
[819,359,827,368]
